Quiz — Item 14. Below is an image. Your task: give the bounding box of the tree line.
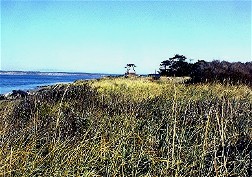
[159,54,252,85]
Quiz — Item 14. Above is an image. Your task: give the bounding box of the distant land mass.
[0,70,107,76]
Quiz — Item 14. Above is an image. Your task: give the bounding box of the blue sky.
[1,0,251,74]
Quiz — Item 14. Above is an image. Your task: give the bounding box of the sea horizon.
[0,70,115,76]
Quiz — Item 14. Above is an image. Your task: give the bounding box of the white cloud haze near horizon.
[1,1,251,74]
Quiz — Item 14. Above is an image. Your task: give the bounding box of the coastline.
[0,79,96,100]
[0,72,111,95]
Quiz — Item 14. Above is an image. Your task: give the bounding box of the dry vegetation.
[0,77,251,176]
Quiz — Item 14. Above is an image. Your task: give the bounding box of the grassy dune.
[0,77,251,176]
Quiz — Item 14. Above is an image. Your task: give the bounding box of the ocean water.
[0,73,106,94]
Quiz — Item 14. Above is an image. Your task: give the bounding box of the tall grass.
[0,77,251,176]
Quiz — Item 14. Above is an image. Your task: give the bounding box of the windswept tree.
[159,54,192,76]
[159,60,171,75]
[125,64,137,76]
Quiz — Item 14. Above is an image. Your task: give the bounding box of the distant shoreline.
[0,70,112,76]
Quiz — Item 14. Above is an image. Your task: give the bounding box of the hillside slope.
[1,77,251,176]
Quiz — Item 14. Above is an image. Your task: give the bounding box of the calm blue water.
[0,73,106,94]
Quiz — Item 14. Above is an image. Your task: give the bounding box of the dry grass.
[0,77,251,176]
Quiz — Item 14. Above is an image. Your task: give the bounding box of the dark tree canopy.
[126,64,136,67]
[190,60,252,85]
[159,54,192,76]
[158,54,252,86]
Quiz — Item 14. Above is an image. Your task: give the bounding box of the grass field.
[0,77,251,176]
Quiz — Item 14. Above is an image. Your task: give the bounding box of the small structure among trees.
[148,70,160,80]
[125,64,137,77]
